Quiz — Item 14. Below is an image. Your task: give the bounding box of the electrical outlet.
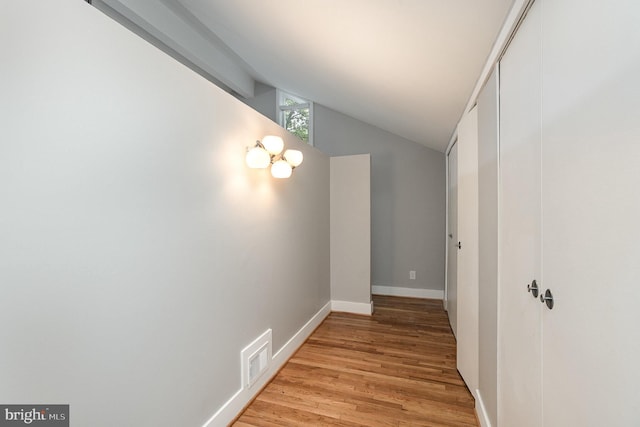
[410,270,416,280]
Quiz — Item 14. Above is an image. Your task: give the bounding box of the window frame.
[277,89,314,146]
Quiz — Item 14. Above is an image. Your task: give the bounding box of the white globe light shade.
[271,159,293,178]
[245,146,270,169]
[261,135,284,155]
[284,149,303,167]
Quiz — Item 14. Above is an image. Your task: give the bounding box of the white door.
[456,106,479,395]
[541,0,640,425]
[498,1,543,425]
[447,142,458,336]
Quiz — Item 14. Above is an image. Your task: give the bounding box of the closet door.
[541,0,640,425]
[446,143,458,335]
[498,1,542,425]
[457,107,479,395]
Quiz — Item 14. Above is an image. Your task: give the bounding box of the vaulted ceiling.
[94,0,516,152]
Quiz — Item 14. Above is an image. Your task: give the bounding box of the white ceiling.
[179,0,515,152]
[103,0,515,152]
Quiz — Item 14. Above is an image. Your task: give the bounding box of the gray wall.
[330,155,371,305]
[477,68,499,424]
[240,81,278,123]
[239,86,446,293]
[316,106,445,292]
[0,2,329,427]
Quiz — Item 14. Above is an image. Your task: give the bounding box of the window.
[277,90,313,146]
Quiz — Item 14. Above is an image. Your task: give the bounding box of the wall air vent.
[241,329,272,389]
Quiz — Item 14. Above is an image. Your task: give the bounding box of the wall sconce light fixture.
[246,135,303,178]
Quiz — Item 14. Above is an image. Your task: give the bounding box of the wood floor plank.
[232,295,477,427]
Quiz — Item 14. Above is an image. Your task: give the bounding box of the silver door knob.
[527,280,539,298]
[540,289,554,310]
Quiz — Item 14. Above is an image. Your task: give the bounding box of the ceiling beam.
[92,0,255,98]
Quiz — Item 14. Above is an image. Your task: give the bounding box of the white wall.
[0,2,329,426]
[330,155,372,314]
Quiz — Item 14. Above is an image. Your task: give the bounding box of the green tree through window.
[278,91,313,145]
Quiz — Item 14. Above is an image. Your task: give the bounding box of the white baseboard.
[202,301,332,427]
[475,389,493,427]
[330,300,373,315]
[372,285,444,300]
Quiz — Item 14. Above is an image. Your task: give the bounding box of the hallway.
[233,295,477,426]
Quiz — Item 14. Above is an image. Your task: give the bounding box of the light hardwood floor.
[233,295,478,427]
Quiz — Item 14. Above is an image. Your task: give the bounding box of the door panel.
[457,107,479,394]
[447,143,458,336]
[541,0,640,425]
[498,1,542,425]
[477,67,499,425]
